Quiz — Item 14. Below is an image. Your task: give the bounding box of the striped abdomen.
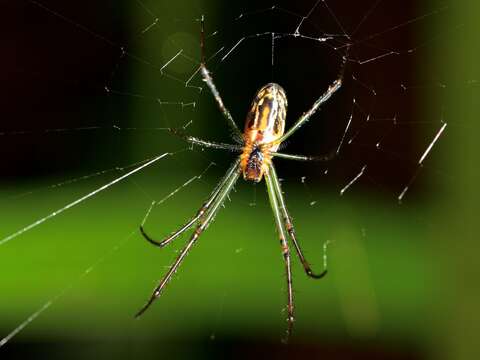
[241,83,287,182]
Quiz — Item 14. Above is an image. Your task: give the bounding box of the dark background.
[3,0,422,197]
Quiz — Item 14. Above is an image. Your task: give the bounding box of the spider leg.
[169,128,243,152]
[140,159,241,247]
[265,167,295,343]
[274,53,348,145]
[272,150,336,162]
[199,15,242,139]
[135,161,241,317]
[268,163,328,279]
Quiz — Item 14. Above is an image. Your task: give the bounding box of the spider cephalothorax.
[242,145,264,182]
[240,83,287,182]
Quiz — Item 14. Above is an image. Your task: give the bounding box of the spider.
[136,16,347,341]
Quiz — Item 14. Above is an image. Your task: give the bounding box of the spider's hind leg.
[274,49,349,145]
[198,15,242,139]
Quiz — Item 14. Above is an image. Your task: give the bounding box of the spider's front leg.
[268,164,328,279]
[140,159,240,247]
[265,167,295,343]
[136,160,241,317]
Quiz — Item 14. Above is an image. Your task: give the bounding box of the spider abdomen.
[241,83,287,182]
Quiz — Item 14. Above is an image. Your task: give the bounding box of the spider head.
[243,146,266,182]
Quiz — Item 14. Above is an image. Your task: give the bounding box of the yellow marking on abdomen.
[241,83,288,182]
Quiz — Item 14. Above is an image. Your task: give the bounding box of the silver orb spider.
[137,16,347,341]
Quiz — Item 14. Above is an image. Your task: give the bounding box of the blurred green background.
[1,0,479,359]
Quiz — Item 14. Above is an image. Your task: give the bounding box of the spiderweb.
[1,0,466,356]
